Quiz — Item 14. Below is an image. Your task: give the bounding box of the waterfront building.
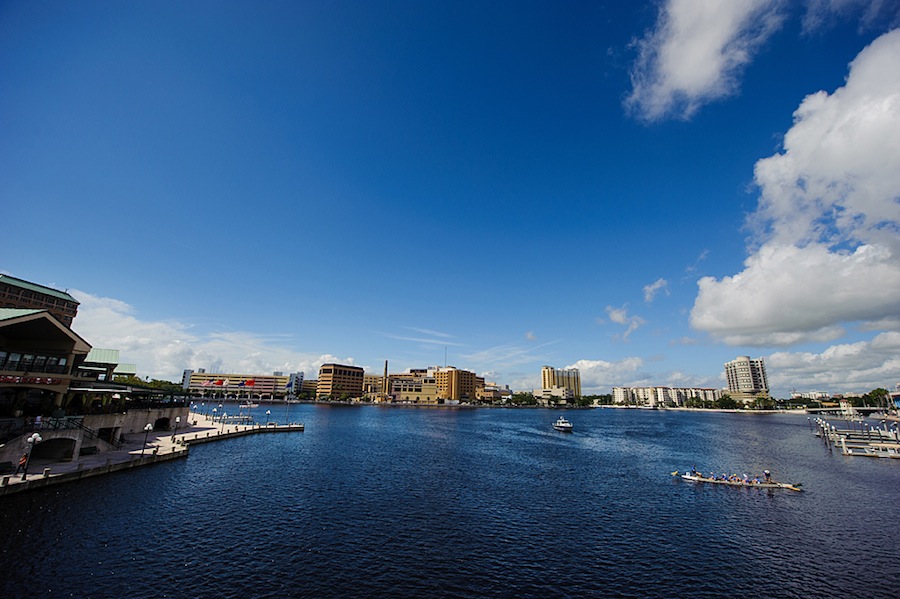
[535,386,574,406]
[301,379,318,397]
[0,274,80,327]
[724,356,769,403]
[477,382,512,404]
[317,364,364,399]
[181,369,295,400]
[363,374,384,400]
[541,365,581,399]
[432,366,477,402]
[390,373,438,404]
[613,386,721,407]
[0,308,92,416]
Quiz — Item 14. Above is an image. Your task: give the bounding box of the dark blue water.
[2,406,898,598]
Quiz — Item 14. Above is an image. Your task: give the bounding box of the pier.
[0,413,303,497]
[811,417,900,458]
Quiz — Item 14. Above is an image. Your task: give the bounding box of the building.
[433,366,477,402]
[724,356,769,403]
[0,275,80,327]
[181,370,295,400]
[613,386,721,407]
[541,365,581,398]
[390,373,438,404]
[535,386,575,406]
[316,364,364,399]
[0,308,92,416]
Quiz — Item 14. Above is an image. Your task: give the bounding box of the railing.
[0,361,69,374]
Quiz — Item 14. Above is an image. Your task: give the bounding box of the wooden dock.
[812,417,900,458]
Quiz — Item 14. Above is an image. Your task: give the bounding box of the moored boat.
[552,417,573,432]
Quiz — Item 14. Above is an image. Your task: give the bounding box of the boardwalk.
[1,413,303,496]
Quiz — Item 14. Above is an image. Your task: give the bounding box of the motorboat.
[552,416,573,432]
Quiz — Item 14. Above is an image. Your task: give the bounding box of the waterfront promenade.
[0,412,304,496]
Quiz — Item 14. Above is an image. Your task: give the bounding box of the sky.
[2,0,899,397]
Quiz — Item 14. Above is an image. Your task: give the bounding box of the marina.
[811,416,900,458]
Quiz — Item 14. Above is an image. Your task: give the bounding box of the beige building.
[541,365,581,398]
[433,366,477,402]
[317,364,364,399]
[390,373,438,404]
[724,356,769,403]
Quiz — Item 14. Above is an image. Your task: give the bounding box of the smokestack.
[383,360,388,395]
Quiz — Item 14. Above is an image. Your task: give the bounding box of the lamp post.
[141,423,153,457]
[265,409,271,427]
[220,412,227,434]
[171,416,181,441]
[21,432,42,480]
[212,407,217,423]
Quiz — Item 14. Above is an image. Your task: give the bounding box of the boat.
[552,417,573,432]
[675,472,802,492]
[239,401,259,409]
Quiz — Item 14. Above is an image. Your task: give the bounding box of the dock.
[0,414,304,497]
[812,417,900,458]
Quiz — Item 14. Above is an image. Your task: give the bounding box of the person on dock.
[14,453,27,475]
[763,470,771,483]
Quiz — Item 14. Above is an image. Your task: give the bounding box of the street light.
[212,407,217,423]
[265,409,271,427]
[220,412,227,433]
[141,423,153,457]
[171,416,181,441]
[21,432,43,480]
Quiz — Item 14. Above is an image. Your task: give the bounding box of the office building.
[317,364,364,399]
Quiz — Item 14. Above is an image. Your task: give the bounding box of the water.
[2,406,898,598]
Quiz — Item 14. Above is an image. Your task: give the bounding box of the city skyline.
[3,2,899,397]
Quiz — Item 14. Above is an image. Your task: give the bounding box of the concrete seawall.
[1,416,303,497]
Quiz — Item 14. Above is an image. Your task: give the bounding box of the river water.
[1,405,898,598]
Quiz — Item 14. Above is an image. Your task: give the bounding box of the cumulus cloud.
[70,290,343,381]
[767,331,900,394]
[626,0,784,122]
[605,305,646,340]
[643,278,669,303]
[692,30,900,345]
[567,357,720,394]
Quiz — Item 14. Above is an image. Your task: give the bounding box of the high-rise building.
[724,356,769,401]
[541,365,581,398]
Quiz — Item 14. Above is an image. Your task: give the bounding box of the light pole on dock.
[21,432,42,480]
[171,416,181,441]
[141,423,153,457]
[221,412,227,434]
[266,409,271,427]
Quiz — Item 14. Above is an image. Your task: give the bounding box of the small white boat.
[552,417,573,432]
[239,401,259,409]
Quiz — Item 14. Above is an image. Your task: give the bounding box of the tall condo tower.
[724,356,769,399]
[541,365,581,398]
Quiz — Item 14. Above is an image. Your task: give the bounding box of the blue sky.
[2,1,899,396]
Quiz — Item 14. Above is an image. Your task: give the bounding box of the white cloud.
[626,0,784,122]
[692,30,900,345]
[767,331,900,394]
[605,304,646,340]
[691,242,900,345]
[525,331,536,341]
[567,357,721,394]
[643,278,669,303]
[802,0,900,34]
[70,290,342,381]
